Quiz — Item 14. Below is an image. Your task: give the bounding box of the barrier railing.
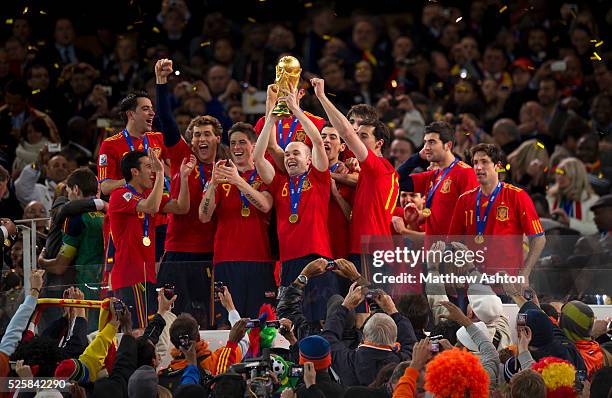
[14,217,51,292]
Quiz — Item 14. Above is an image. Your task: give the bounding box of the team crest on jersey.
[294,130,306,142]
[99,154,107,166]
[496,206,509,221]
[301,178,312,190]
[122,192,133,202]
[440,178,452,193]
[151,147,162,155]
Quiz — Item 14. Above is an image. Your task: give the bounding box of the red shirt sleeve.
[98,140,120,181]
[517,189,545,236]
[410,170,434,195]
[254,116,265,135]
[109,189,139,215]
[448,193,468,235]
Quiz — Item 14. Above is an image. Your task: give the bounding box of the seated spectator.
[547,157,600,235]
[507,139,549,194]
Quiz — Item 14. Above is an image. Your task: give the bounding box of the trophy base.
[272,102,291,118]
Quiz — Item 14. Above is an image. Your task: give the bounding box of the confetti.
[595,41,604,48]
[5,18,13,25]
[127,25,134,31]
[590,39,598,43]
[327,92,336,97]
[391,80,398,88]
[536,142,544,149]
[200,41,211,47]
[39,10,46,15]
[506,164,511,171]
[248,17,256,23]
[31,89,41,95]
[387,122,396,129]
[134,20,143,25]
[499,5,507,13]
[304,2,313,7]
[53,63,59,69]
[459,70,468,79]
[593,52,602,61]
[174,70,181,76]
[152,26,160,33]
[323,35,331,40]
[23,6,29,14]
[455,17,463,23]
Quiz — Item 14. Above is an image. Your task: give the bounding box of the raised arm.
[136,149,165,214]
[155,58,182,147]
[311,78,368,162]
[199,161,220,223]
[162,155,195,215]
[282,91,327,172]
[253,114,277,185]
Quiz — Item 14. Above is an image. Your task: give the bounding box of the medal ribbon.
[475,182,503,236]
[289,172,307,218]
[560,198,573,217]
[122,129,149,152]
[425,159,459,210]
[125,183,149,241]
[277,117,300,150]
[198,163,208,189]
[239,170,259,210]
[330,162,340,173]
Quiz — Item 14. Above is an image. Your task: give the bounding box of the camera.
[289,365,303,378]
[230,349,274,398]
[265,320,281,329]
[326,260,338,271]
[157,284,174,300]
[178,334,192,350]
[523,288,533,301]
[516,313,527,327]
[112,299,126,316]
[365,289,384,313]
[246,319,261,329]
[575,370,587,392]
[48,143,62,153]
[430,334,443,353]
[214,281,225,301]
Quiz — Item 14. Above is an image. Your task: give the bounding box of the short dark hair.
[470,143,503,165]
[347,104,378,122]
[397,294,430,330]
[4,79,29,98]
[228,122,256,143]
[424,121,454,145]
[66,167,98,197]
[360,119,391,152]
[169,313,200,349]
[20,116,51,142]
[184,115,223,142]
[136,337,157,368]
[510,369,546,398]
[120,151,148,182]
[118,91,151,123]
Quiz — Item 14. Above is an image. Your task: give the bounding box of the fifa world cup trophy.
[271,56,302,117]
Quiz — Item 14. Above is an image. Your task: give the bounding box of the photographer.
[281,362,327,398]
[158,313,246,392]
[294,336,345,397]
[321,282,416,386]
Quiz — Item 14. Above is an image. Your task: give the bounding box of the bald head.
[492,118,520,146]
[284,141,312,176]
[519,101,543,124]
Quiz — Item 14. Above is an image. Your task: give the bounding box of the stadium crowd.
[0,0,611,397]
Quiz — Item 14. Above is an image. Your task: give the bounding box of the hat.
[467,285,503,324]
[559,300,594,342]
[54,358,89,383]
[128,365,158,398]
[531,356,576,398]
[299,335,331,370]
[511,58,535,72]
[456,321,491,352]
[591,194,612,210]
[525,309,554,348]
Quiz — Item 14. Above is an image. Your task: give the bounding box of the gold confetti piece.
[528,66,535,70]
[536,142,544,149]
[304,2,313,7]
[31,89,41,95]
[590,56,598,61]
[506,164,511,171]
[54,63,59,69]
[590,39,598,42]
[593,52,602,61]
[248,17,256,23]
[200,41,211,47]
[595,41,604,48]
[327,92,336,97]
[323,35,331,40]
[152,26,160,33]
[5,18,13,25]
[499,5,507,13]
[37,41,45,46]
[455,17,463,23]
[391,80,398,88]
[23,6,29,14]
[387,122,396,129]
[127,25,134,31]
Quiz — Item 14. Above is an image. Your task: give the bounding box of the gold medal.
[289,214,299,223]
[4,238,10,247]
[474,235,485,244]
[241,207,250,217]
[142,236,151,247]
[422,208,431,217]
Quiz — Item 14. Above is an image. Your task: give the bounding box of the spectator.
[0,165,21,219]
[40,18,93,67]
[389,137,415,169]
[295,336,345,398]
[509,369,546,398]
[507,139,549,194]
[547,157,600,235]
[13,116,55,176]
[397,294,430,340]
[491,118,521,156]
[537,77,570,141]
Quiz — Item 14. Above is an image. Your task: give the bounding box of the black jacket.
[277,282,322,341]
[42,316,88,358]
[321,305,416,386]
[296,371,346,398]
[92,334,137,398]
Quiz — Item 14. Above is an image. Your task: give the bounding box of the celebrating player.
[155,58,226,318]
[106,149,194,329]
[254,89,335,321]
[448,143,546,279]
[199,122,276,320]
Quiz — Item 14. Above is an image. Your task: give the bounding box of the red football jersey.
[97,131,167,183]
[213,169,272,263]
[107,186,170,290]
[269,167,332,262]
[254,112,326,149]
[411,161,478,236]
[328,182,355,259]
[164,139,215,253]
[448,182,544,274]
[349,149,399,254]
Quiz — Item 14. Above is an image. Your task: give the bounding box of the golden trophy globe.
[272,56,302,117]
